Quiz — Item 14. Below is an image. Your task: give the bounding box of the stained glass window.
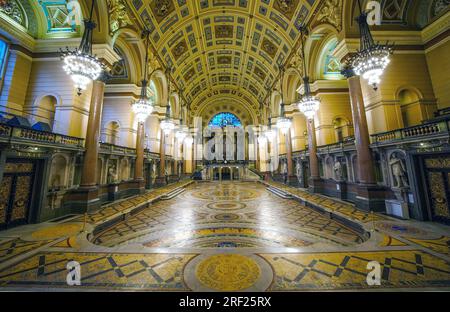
[208,112,242,128]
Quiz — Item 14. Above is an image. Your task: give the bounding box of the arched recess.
[283,67,302,104]
[103,121,121,145]
[48,154,69,190]
[396,87,423,128]
[270,91,283,118]
[314,36,343,81]
[333,116,353,142]
[110,27,148,84]
[31,94,59,130]
[151,70,168,106]
[169,92,180,120]
[196,97,256,127]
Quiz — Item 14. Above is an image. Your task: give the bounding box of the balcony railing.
[0,123,84,148]
[317,136,355,154]
[371,119,450,144]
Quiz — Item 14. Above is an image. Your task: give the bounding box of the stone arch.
[283,67,302,104]
[151,69,168,106]
[396,87,424,127]
[332,115,352,142]
[31,93,62,130]
[103,120,121,145]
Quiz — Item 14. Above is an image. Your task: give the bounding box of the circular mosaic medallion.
[214,213,240,221]
[31,223,84,240]
[207,201,247,210]
[196,254,260,291]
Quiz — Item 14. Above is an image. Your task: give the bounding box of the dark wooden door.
[424,156,450,224]
[0,160,36,230]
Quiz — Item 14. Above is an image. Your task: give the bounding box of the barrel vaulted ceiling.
[124,0,320,119]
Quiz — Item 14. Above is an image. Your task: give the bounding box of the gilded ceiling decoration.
[125,0,318,116]
[108,0,134,35]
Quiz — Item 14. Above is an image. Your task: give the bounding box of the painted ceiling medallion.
[171,40,188,60]
[150,0,175,23]
[273,0,299,20]
[261,38,278,58]
[215,25,234,38]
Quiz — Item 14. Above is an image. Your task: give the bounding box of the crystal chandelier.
[132,29,153,123]
[160,105,175,134]
[60,0,103,95]
[348,0,393,90]
[297,27,320,120]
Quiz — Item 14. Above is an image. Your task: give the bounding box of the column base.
[308,177,322,194]
[129,179,146,195]
[107,183,121,202]
[154,176,167,188]
[64,186,101,214]
[355,184,386,212]
[334,180,348,200]
[286,175,299,186]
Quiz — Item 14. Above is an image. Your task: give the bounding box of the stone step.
[267,186,293,199]
[161,187,185,200]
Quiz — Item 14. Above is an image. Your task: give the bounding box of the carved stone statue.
[295,160,303,184]
[334,160,343,181]
[107,163,118,184]
[389,154,409,188]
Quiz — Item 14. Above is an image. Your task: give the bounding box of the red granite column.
[347,74,385,211]
[155,129,167,186]
[307,118,321,192]
[133,122,145,193]
[348,75,376,184]
[285,129,298,185]
[70,80,105,212]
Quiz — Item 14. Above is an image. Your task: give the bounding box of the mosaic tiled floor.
[0,181,449,291]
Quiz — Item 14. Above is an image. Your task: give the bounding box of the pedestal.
[107,183,120,202]
[335,180,347,200]
[155,176,167,187]
[64,187,101,214]
[130,179,146,195]
[286,175,299,186]
[355,184,386,212]
[386,188,410,219]
[308,177,322,194]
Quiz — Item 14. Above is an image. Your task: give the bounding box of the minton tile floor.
[0,181,449,291]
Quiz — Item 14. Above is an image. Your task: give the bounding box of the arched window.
[208,112,242,128]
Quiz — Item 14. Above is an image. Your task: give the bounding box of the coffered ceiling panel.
[126,0,317,112]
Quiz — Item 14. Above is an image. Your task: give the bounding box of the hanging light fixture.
[297,27,320,120]
[276,65,292,134]
[61,0,103,95]
[160,67,176,134]
[161,105,176,134]
[175,90,189,142]
[348,0,393,90]
[132,29,153,123]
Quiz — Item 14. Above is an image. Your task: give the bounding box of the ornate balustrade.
[371,119,449,145]
[317,136,355,154]
[0,123,84,148]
